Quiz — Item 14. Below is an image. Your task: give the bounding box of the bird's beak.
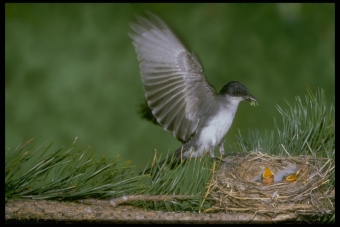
[246,94,257,103]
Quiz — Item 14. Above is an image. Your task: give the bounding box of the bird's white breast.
[198,107,236,149]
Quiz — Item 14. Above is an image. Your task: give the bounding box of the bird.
[129,12,258,171]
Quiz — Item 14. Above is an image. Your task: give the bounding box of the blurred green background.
[5,3,334,172]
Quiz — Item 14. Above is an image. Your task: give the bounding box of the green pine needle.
[5,141,148,201]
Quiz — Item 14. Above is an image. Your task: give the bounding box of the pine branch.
[5,86,334,222]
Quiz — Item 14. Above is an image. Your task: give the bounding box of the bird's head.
[219,81,258,105]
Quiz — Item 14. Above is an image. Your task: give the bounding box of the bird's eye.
[237,89,241,93]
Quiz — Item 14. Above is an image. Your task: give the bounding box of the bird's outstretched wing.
[129,12,217,142]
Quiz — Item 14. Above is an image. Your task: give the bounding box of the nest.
[209,151,334,219]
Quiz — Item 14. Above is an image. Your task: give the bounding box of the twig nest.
[209,151,334,217]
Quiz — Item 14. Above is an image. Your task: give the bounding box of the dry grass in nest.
[208,151,334,218]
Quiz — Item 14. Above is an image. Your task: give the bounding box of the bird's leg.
[209,149,215,158]
[218,140,225,156]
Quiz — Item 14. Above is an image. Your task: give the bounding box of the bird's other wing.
[129,12,217,142]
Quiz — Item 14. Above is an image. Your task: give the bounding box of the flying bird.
[129,12,257,170]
